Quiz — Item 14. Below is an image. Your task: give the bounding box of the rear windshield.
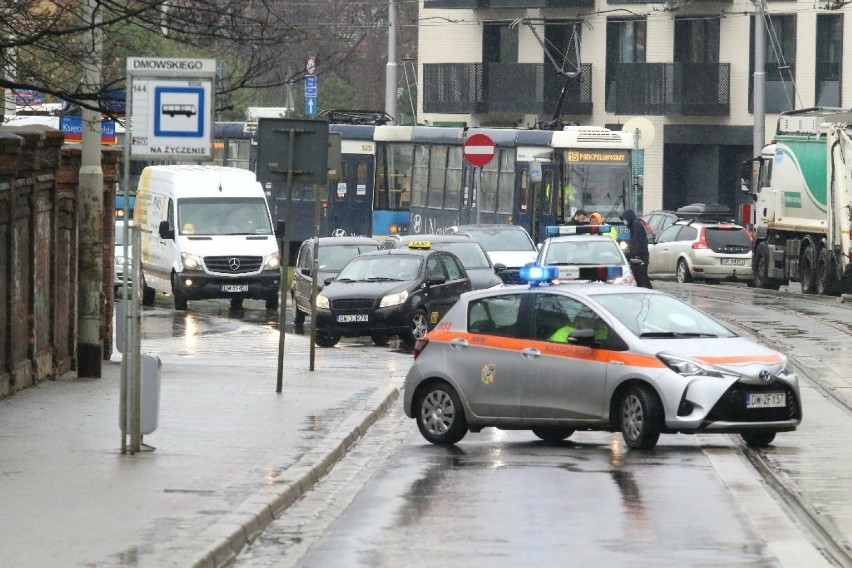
[705,227,750,248]
[465,229,534,252]
[319,244,379,272]
[432,242,491,269]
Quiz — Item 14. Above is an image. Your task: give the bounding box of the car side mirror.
[567,329,596,345]
[647,235,656,245]
[301,267,311,276]
[323,276,335,286]
[493,262,507,273]
[158,220,174,240]
[427,276,447,286]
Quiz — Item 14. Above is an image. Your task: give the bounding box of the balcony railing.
[423,62,592,116]
[424,0,593,7]
[607,62,730,116]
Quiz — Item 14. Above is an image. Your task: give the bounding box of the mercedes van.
[134,165,281,310]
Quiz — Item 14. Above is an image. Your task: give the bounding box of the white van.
[134,165,281,310]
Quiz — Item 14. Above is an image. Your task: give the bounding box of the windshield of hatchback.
[432,242,491,269]
[319,244,378,272]
[544,240,624,266]
[337,255,422,282]
[178,197,273,236]
[591,292,736,338]
[464,229,534,252]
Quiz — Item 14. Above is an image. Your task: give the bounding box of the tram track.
[660,282,852,567]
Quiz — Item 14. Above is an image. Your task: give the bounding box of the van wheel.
[142,277,156,306]
[172,274,188,311]
[315,332,340,348]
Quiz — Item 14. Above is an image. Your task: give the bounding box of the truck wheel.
[753,242,781,290]
[800,245,818,294]
[816,247,840,296]
[230,297,244,309]
[172,274,188,311]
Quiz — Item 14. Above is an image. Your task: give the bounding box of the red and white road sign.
[463,133,496,167]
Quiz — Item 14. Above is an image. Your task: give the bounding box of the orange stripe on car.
[426,330,665,368]
[697,354,783,365]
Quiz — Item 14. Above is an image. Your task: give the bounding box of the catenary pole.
[384,0,397,124]
[78,0,104,377]
[753,0,766,157]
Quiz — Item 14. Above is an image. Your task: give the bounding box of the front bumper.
[174,271,280,300]
[316,302,414,338]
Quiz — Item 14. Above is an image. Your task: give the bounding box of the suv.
[291,236,381,330]
[648,219,753,283]
[447,224,537,284]
[381,234,503,290]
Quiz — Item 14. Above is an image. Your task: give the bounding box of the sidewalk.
[0,308,411,567]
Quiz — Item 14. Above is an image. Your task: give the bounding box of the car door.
[648,224,681,276]
[423,252,467,327]
[445,293,525,419]
[519,292,611,420]
[293,241,313,312]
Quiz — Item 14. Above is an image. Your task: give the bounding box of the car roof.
[356,248,439,258]
[464,281,662,302]
[301,236,381,246]
[394,234,478,244]
[672,219,745,229]
[543,235,618,244]
[453,224,528,232]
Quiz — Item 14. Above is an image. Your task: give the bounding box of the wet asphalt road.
[149,282,852,567]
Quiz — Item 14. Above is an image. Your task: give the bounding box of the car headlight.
[380,290,409,308]
[619,241,629,251]
[611,271,635,286]
[316,294,329,309]
[263,251,280,270]
[181,252,203,271]
[115,255,126,266]
[658,353,736,379]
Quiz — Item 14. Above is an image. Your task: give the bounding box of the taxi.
[403,264,802,449]
[314,241,472,348]
[537,224,635,285]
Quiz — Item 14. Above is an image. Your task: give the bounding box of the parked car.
[447,224,537,284]
[403,266,801,449]
[536,229,635,286]
[291,236,381,330]
[314,241,472,348]
[380,234,503,290]
[641,210,678,241]
[648,219,753,284]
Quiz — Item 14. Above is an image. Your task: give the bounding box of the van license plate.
[721,258,746,265]
[337,314,368,323]
[222,284,248,292]
[746,392,785,408]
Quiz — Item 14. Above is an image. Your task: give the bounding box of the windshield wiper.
[639,331,718,338]
[336,278,357,283]
[365,276,399,282]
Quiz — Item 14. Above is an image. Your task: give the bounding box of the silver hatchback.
[648,220,753,284]
[403,273,801,450]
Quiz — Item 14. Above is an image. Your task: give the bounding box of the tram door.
[514,163,559,243]
[330,154,374,237]
[459,163,478,225]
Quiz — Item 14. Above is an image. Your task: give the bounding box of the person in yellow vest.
[589,211,618,241]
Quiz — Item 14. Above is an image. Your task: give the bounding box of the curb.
[188,385,401,568]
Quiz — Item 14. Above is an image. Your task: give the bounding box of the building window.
[483,22,518,64]
[606,18,647,113]
[816,14,842,107]
[749,14,797,113]
[674,17,719,63]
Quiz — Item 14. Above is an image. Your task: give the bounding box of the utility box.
[140,354,162,435]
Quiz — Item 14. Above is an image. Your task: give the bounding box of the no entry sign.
[463,133,496,167]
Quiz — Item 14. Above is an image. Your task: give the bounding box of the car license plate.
[557,266,580,280]
[221,284,248,292]
[721,258,746,265]
[337,314,368,323]
[745,392,786,408]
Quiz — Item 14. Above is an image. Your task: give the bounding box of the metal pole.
[310,184,320,371]
[129,224,142,453]
[119,86,132,454]
[77,0,104,377]
[753,0,766,158]
[276,129,296,392]
[384,0,397,124]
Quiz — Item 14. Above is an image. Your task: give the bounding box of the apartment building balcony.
[423,63,593,116]
[607,62,730,116]
[424,0,594,7]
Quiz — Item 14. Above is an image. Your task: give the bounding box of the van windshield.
[178,198,273,236]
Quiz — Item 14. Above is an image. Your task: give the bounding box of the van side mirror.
[158,220,174,240]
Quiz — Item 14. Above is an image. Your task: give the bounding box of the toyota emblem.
[228,257,241,271]
[758,370,772,383]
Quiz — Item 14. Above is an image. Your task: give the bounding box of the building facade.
[416,0,847,217]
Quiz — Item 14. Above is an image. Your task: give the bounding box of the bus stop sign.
[463,133,496,167]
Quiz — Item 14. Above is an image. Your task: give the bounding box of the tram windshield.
[563,159,633,218]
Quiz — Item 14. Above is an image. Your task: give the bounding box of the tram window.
[519,170,530,212]
[445,147,463,210]
[412,145,429,207]
[428,146,447,208]
[497,150,514,214]
[481,156,499,213]
[375,144,390,210]
[542,170,554,215]
[356,161,368,201]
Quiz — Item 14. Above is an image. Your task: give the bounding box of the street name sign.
[463,133,496,167]
[126,57,216,160]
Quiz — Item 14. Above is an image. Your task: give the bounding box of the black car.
[380,234,503,290]
[314,242,472,348]
[291,236,381,330]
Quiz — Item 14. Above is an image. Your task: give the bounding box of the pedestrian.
[620,209,653,289]
[589,211,619,241]
[566,209,588,226]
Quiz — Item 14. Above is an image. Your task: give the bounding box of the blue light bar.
[519,263,559,285]
[545,225,612,236]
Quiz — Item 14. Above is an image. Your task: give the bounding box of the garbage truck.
[741,107,852,295]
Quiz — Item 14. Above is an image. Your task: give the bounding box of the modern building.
[416,0,846,216]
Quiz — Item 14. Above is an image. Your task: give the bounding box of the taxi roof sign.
[546,224,612,236]
[408,240,432,250]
